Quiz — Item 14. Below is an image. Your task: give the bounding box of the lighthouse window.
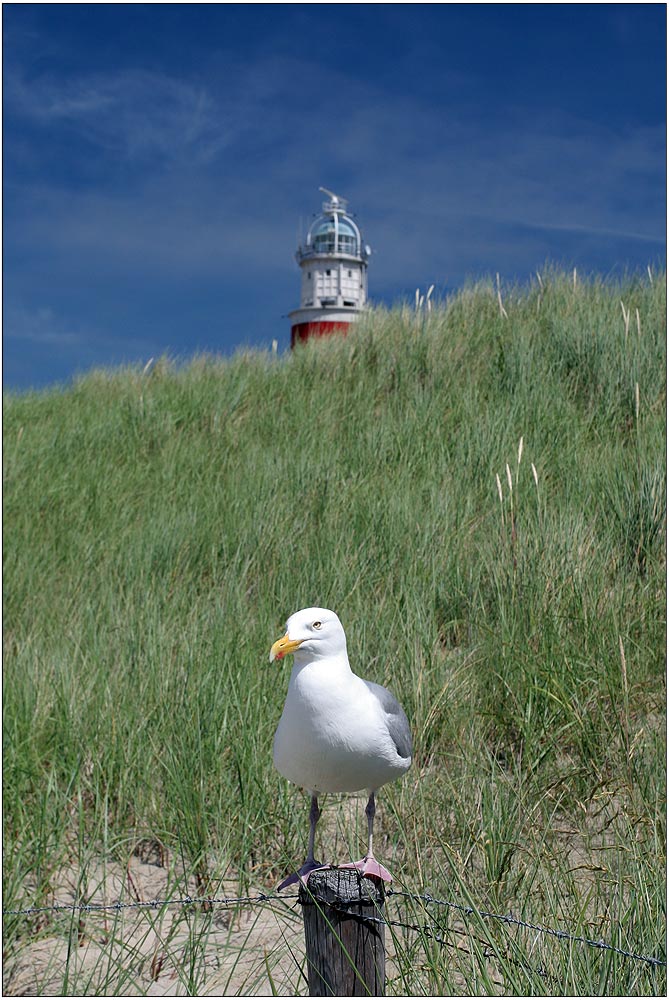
[307,272,311,279]
[315,233,336,252]
[348,270,353,277]
[326,269,331,276]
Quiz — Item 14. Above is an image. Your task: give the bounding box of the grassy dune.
[3,270,666,994]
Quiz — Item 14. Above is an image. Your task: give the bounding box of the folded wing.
[364,680,413,761]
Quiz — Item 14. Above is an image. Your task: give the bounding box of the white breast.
[273,658,409,794]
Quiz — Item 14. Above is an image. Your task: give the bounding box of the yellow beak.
[269,633,304,663]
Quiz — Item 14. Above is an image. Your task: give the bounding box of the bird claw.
[277,860,329,891]
[339,857,393,882]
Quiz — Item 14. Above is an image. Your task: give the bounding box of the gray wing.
[365,681,413,760]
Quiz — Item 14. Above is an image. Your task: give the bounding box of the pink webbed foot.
[339,857,393,882]
[277,859,330,891]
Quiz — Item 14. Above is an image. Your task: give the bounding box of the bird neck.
[289,651,353,686]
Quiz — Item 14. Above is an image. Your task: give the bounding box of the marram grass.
[3,270,666,995]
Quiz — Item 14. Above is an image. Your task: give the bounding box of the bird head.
[269,607,347,663]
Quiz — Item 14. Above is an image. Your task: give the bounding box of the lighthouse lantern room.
[289,188,370,348]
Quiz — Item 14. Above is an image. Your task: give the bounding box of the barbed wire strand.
[3,886,664,970]
[386,888,666,969]
[2,891,298,917]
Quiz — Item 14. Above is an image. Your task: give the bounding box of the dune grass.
[3,269,666,994]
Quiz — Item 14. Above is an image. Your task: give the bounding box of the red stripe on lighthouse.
[290,320,353,349]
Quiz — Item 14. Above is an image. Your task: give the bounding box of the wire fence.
[4,883,665,971]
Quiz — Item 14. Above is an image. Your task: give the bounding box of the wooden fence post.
[299,868,386,996]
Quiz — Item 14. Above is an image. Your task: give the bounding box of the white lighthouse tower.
[289,187,370,348]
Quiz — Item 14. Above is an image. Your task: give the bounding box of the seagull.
[270,607,412,889]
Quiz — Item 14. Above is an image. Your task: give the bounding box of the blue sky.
[4,4,666,390]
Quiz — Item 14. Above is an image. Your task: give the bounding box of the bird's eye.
[312,621,322,630]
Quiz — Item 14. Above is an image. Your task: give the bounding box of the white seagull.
[270,607,412,889]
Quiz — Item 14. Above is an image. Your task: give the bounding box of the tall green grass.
[3,269,666,994]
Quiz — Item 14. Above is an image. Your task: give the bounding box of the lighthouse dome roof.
[307,212,362,257]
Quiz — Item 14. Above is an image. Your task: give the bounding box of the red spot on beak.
[276,651,285,660]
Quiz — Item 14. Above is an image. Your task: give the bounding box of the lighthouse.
[289,187,370,348]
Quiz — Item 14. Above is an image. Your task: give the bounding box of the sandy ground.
[4,794,405,997]
[4,863,306,996]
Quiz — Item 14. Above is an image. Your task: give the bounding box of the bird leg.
[340,792,393,882]
[306,793,320,863]
[277,794,330,890]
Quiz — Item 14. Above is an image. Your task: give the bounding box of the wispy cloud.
[3,303,155,354]
[8,58,664,267]
[3,302,162,389]
[4,304,86,347]
[6,67,231,165]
